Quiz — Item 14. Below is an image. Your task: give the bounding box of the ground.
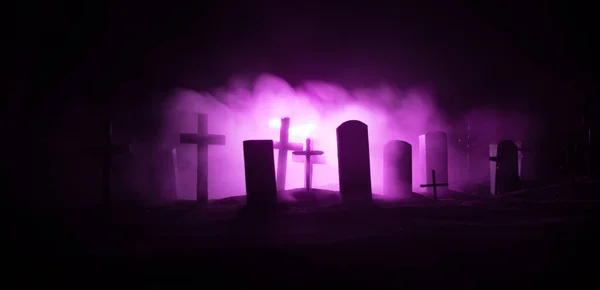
[13,181,600,288]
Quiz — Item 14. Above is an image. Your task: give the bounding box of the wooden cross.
[83,121,130,205]
[420,170,448,201]
[272,117,303,192]
[292,138,325,192]
[180,113,226,205]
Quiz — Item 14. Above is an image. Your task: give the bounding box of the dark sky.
[14,1,595,121]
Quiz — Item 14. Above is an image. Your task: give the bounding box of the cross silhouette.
[180,113,226,204]
[83,121,130,205]
[420,170,448,200]
[292,138,325,192]
[272,117,303,192]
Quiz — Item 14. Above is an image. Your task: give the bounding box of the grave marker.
[152,148,180,201]
[179,113,226,204]
[336,120,373,205]
[489,140,519,195]
[273,117,303,191]
[243,140,278,212]
[292,138,325,191]
[83,121,130,205]
[420,170,448,200]
[418,131,449,194]
[384,140,412,198]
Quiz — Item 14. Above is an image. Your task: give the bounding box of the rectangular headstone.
[489,140,519,195]
[489,144,498,195]
[418,131,448,194]
[336,120,373,205]
[154,148,180,201]
[384,140,412,199]
[243,140,278,211]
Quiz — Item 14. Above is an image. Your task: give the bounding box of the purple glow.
[164,74,450,200]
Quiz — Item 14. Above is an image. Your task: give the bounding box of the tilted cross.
[420,170,448,201]
[272,117,303,192]
[292,138,325,192]
[83,121,130,205]
[180,113,226,205]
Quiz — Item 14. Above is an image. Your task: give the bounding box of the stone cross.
[419,170,448,201]
[180,113,226,205]
[292,138,325,192]
[272,117,303,192]
[83,121,130,205]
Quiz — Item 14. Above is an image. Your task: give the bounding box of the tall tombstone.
[243,140,278,212]
[418,131,449,194]
[489,140,519,195]
[152,148,180,201]
[336,120,373,205]
[383,140,412,199]
[514,140,536,182]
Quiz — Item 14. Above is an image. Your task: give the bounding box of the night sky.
[13,1,595,129]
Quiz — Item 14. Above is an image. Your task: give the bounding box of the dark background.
[14,1,594,119]
[9,1,596,202]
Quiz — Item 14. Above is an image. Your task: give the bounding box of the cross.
[83,121,130,205]
[180,113,226,205]
[420,170,448,201]
[292,138,325,192]
[272,117,303,192]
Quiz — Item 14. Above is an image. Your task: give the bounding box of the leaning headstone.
[336,120,373,206]
[383,140,412,199]
[243,140,278,213]
[489,140,519,195]
[82,121,130,205]
[418,131,449,194]
[180,113,226,205]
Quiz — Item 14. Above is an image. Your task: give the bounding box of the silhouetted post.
[292,138,325,191]
[420,170,448,201]
[273,117,303,191]
[84,121,130,205]
[180,113,226,205]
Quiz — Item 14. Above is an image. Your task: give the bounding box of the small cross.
[292,138,325,192]
[272,117,303,192]
[420,170,448,200]
[180,113,226,205]
[83,121,130,205]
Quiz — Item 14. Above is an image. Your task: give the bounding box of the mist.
[162,73,449,200]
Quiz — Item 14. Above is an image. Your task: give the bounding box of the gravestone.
[180,113,226,205]
[515,140,536,182]
[420,170,448,200]
[243,140,278,212]
[152,148,180,201]
[418,131,449,194]
[273,117,303,191]
[292,138,325,191]
[489,140,519,195]
[383,140,412,199]
[336,120,373,205]
[82,121,130,205]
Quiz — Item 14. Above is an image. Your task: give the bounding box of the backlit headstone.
[384,140,412,199]
[179,113,226,205]
[418,131,449,194]
[489,140,519,195]
[243,140,278,212]
[336,120,373,206]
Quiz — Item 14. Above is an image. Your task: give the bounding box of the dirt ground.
[11,181,600,288]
